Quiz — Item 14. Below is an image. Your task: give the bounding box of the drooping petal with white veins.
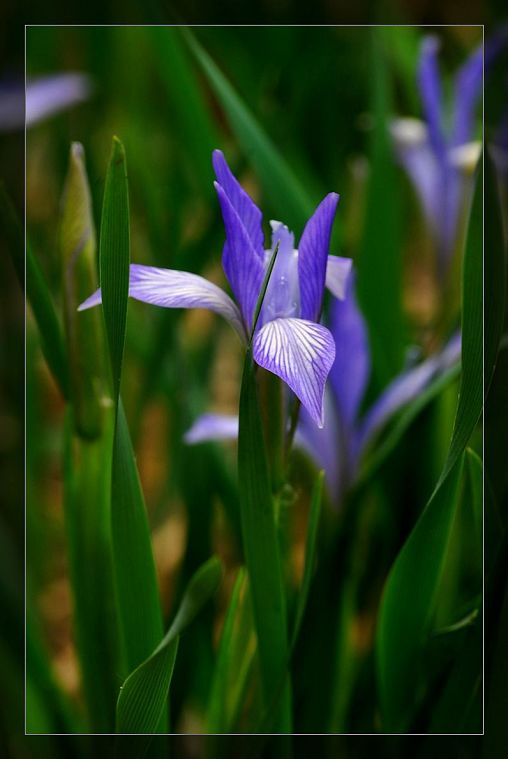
[184,413,239,444]
[212,150,265,258]
[214,181,265,332]
[78,263,246,342]
[253,317,335,427]
[325,255,352,300]
[298,193,340,321]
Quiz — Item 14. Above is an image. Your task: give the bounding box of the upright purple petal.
[451,44,483,148]
[452,33,507,148]
[298,193,340,321]
[78,263,246,341]
[418,37,447,162]
[184,413,239,444]
[212,150,264,258]
[252,317,335,427]
[325,255,352,301]
[328,275,370,431]
[215,182,264,331]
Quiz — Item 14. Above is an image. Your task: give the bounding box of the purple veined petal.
[252,317,335,427]
[26,73,92,128]
[325,255,352,301]
[78,263,247,342]
[298,193,340,321]
[354,330,462,459]
[328,273,370,432]
[184,413,239,444]
[417,36,448,162]
[261,221,300,322]
[212,150,265,258]
[215,181,265,332]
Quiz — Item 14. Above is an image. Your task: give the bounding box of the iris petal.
[298,193,339,321]
[214,181,265,331]
[253,317,335,427]
[184,413,239,444]
[212,149,264,258]
[78,263,246,341]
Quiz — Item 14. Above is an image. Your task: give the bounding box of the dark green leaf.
[238,352,292,732]
[290,470,324,651]
[1,184,69,398]
[376,453,465,731]
[485,148,506,395]
[116,557,223,734]
[182,27,315,232]
[356,31,405,389]
[100,136,130,402]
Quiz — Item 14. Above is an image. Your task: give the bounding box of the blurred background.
[1,10,507,759]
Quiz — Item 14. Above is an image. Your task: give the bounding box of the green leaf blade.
[116,557,223,734]
[237,353,292,732]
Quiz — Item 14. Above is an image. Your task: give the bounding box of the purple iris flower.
[79,150,352,427]
[186,274,461,503]
[391,35,494,275]
[0,73,92,132]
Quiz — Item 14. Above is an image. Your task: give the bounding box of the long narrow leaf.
[376,163,484,731]
[99,138,163,685]
[356,31,405,389]
[1,184,69,398]
[182,27,315,231]
[237,351,292,732]
[116,557,223,734]
[290,470,324,651]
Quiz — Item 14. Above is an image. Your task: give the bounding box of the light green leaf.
[60,142,106,439]
[116,557,223,734]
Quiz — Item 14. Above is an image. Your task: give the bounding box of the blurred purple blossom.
[80,150,352,427]
[0,73,92,132]
[391,34,504,276]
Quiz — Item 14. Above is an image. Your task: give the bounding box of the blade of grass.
[116,557,223,734]
[290,470,324,651]
[182,27,315,232]
[376,163,484,731]
[356,30,405,390]
[1,184,69,398]
[99,138,164,689]
[238,350,292,732]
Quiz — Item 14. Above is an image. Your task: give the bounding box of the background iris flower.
[390,35,493,276]
[0,72,92,132]
[187,275,461,503]
[80,149,352,426]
